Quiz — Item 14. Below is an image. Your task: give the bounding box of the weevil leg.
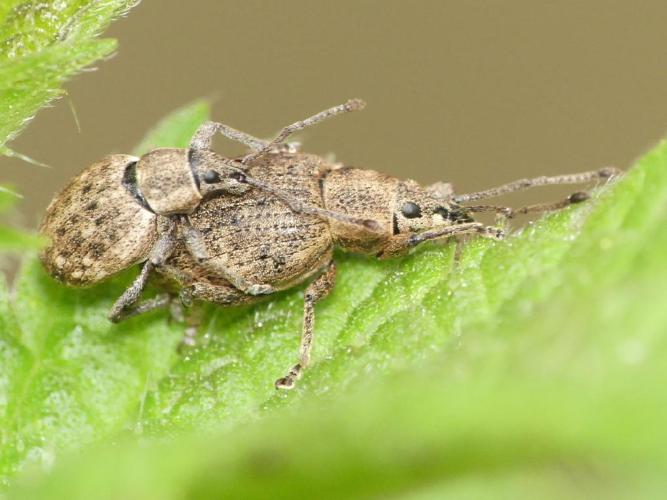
[108,261,155,322]
[179,216,276,296]
[409,223,504,246]
[453,167,621,203]
[108,217,177,323]
[378,222,503,259]
[241,99,366,165]
[235,173,384,233]
[109,293,172,323]
[190,120,267,152]
[179,281,250,306]
[276,260,336,390]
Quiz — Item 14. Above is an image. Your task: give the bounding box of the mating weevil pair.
[39,99,620,389]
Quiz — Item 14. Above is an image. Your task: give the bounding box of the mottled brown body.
[39,99,620,390]
[163,151,474,307]
[40,154,157,285]
[163,152,335,306]
[40,148,247,287]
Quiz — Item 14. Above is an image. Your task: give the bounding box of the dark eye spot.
[401,202,422,219]
[203,170,221,184]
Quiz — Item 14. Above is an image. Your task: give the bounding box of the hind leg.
[275,261,336,390]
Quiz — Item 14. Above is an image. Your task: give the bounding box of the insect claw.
[275,363,302,390]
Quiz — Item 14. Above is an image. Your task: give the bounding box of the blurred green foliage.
[0,0,138,149]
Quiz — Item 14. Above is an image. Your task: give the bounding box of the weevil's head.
[392,179,474,235]
[133,148,249,216]
[188,149,250,198]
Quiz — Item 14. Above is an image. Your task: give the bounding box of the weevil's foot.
[246,284,275,296]
[275,363,302,390]
[599,166,623,179]
[482,226,505,240]
[345,98,366,111]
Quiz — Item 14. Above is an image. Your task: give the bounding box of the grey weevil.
[39,99,620,389]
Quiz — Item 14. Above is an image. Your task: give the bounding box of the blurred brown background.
[4,0,667,228]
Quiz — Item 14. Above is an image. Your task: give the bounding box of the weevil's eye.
[203,170,221,184]
[434,206,450,219]
[401,202,422,218]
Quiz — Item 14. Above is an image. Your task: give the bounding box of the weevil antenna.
[220,158,382,232]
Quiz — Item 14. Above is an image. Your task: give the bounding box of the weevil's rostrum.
[39,99,620,389]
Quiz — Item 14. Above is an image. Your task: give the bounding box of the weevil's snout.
[393,180,475,235]
[434,204,475,224]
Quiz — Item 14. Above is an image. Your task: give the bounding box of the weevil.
[39,99,620,389]
[39,135,254,312]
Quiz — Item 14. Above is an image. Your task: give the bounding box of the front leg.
[190,120,267,152]
[275,261,337,390]
[108,217,177,322]
[378,222,504,259]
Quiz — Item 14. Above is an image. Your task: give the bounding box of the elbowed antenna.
[219,158,382,232]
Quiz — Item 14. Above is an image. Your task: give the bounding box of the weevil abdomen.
[40,155,158,286]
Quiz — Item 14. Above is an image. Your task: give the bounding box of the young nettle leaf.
[8,137,667,499]
[0,99,211,487]
[132,99,211,156]
[0,0,138,149]
[0,187,43,251]
[0,0,143,487]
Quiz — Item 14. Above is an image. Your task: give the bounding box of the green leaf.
[132,99,211,156]
[0,0,139,148]
[0,226,44,250]
[0,101,211,488]
[5,97,667,497]
[0,186,43,251]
